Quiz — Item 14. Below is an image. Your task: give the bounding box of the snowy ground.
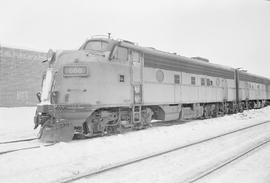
[0,107,38,142]
[0,107,270,182]
[80,121,270,183]
[197,142,270,183]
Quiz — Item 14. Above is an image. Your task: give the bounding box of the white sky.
[1,0,270,77]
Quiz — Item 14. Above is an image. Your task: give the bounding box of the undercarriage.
[35,105,154,142]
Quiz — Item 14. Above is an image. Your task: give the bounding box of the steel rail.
[187,137,270,183]
[0,137,38,144]
[0,143,55,155]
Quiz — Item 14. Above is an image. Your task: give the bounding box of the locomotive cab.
[80,39,113,52]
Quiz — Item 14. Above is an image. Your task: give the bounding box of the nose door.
[222,79,228,101]
[245,82,249,100]
[130,50,143,123]
[130,50,143,104]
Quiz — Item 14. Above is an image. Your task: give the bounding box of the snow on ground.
[0,107,270,182]
[197,142,270,183]
[0,107,38,141]
[78,121,270,183]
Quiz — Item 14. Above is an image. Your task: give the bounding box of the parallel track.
[187,137,270,183]
[58,120,270,183]
[0,137,38,144]
[0,143,55,155]
[0,138,54,155]
[0,119,187,155]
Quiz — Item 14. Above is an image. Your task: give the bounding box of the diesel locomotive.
[34,35,270,142]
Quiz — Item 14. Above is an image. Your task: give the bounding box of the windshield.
[41,69,54,104]
[83,40,109,51]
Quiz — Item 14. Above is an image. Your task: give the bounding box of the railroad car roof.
[120,41,235,79]
[81,38,270,84]
[239,71,270,85]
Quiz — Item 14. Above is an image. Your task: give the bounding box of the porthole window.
[156,70,164,82]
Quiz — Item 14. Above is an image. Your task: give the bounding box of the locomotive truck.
[34,35,270,142]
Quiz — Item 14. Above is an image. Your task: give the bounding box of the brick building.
[0,46,47,107]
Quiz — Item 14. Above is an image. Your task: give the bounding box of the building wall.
[0,46,47,107]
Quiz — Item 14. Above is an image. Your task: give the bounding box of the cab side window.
[130,50,140,63]
[114,46,128,61]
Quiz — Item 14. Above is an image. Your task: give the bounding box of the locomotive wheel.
[84,122,94,137]
[203,105,211,119]
[141,107,153,127]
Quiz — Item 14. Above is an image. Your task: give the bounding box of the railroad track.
[0,119,185,155]
[0,138,54,155]
[58,120,270,183]
[185,137,270,183]
[0,137,38,144]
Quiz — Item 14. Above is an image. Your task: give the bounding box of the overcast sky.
[1,0,270,77]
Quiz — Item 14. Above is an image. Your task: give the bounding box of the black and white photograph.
[0,0,270,182]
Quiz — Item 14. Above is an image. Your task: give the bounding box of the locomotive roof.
[123,41,270,84]
[239,71,270,85]
[82,38,270,84]
[119,40,235,79]
[118,40,232,69]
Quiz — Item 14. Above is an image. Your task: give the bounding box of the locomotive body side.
[141,49,236,105]
[34,37,270,142]
[238,71,270,107]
